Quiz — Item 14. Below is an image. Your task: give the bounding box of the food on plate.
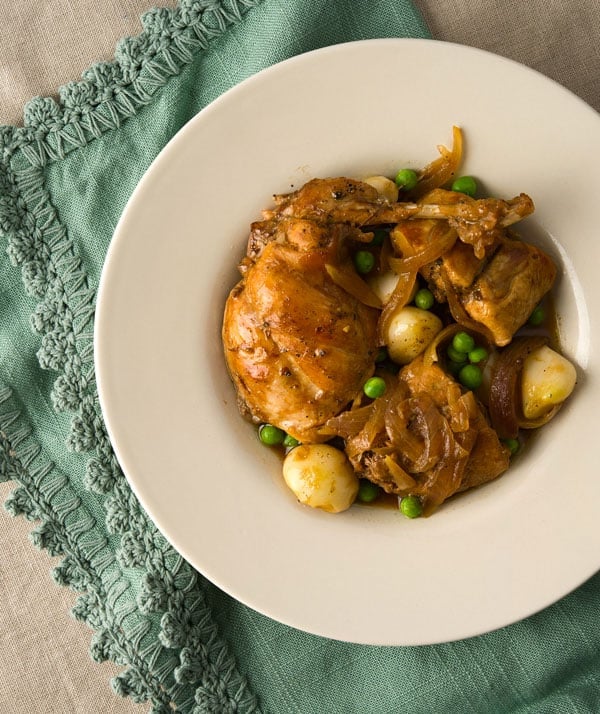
[282,444,359,513]
[322,346,511,514]
[520,346,577,420]
[222,127,577,517]
[222,215,379,444]
[384,305,443,364]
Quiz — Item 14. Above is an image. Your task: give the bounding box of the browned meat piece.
[392,219,496,300]
[459,420,512,492]
[382,187,533,258]
[439,239,491,289]
[269,177,388,225]
[390,193,495,290]
[400,357,510,493]
[459,237,556,346]
[268,180,533,243]
[400,353,466,417]
[390,199,556,346]
[323,356,510,514]
[223,218,379,443]
[223,176,544,447]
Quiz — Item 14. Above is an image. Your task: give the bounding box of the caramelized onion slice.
[488,336,548,439]
[383,455,417,491]
[325,263,382,308]
[388,224,457,273]
[377,269,418,344]
[409,125,463,200]
[319,404,372,439]
[376,223,456,345]
[411,418,466,514]
[422,323,466,367]
[402,395,447,472]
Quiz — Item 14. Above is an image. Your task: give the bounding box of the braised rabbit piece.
[222,128,576,517]
[223,216,380,443]
[390,189,556,346]
[321,354,511,516]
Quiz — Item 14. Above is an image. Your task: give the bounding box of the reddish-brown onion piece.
[488,336,548,439]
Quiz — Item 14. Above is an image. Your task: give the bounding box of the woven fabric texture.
[415,0,600,115]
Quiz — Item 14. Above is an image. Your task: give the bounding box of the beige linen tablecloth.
[1,1,598,711]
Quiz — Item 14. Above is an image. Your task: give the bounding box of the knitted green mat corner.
[0,1,436,713]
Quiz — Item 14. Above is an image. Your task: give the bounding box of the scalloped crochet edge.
[3,0,263,162]
[0,1,263,712]
[0,385,181,710]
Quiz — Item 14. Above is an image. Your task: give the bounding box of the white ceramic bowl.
[96,39,600,645]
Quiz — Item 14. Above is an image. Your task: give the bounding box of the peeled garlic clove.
[385,306,443,365]
[521,345,577,420]
[282,444,359,513]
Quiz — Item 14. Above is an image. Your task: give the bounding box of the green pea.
[451,175,477,197]
[259,424,286,446]
[400,495,423,518]
[394,168,419,191]
[353,250,375,274]
[375,346,388,363]
[447,345,468,364]
[528,305,545,326]
[458,364,483,390]
[283,434,300,448]
[357,479,381,503]
[363,376,386,399]
[370,229,387,247]
[414,288,435,310]
[468,346,488,364]
[452,331,476,354]
[502,438,520,456]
